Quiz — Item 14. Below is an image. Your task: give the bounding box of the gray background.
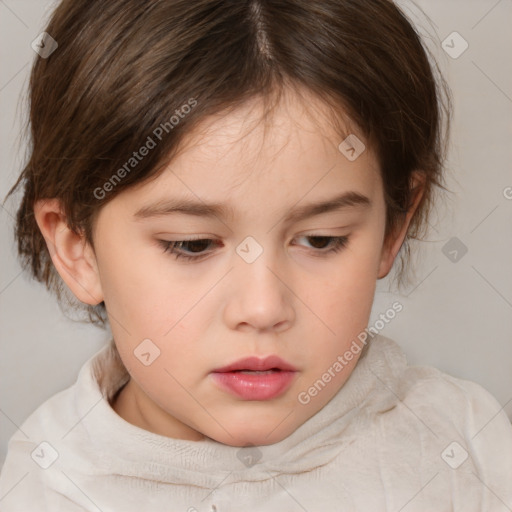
[1,0,511,468]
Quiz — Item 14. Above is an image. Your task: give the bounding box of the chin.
[211,432,289,448]
[205,417,298,447]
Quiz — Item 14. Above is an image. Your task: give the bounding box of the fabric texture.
[0,333,511,511]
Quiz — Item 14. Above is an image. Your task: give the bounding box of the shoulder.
[370,336,512,494]
[0,383,77,510]
[0,343,123,510]
[368,334,511,436]
[399,359,511,442]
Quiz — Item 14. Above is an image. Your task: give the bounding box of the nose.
[223,241,295,333]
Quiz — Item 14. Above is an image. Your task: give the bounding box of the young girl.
[1,0,511,510]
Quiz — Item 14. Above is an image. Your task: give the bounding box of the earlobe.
[377,172,426,279]
[33,199,104,305]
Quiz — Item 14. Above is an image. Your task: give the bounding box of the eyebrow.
[133,191,371,224]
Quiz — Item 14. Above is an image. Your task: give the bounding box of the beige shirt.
[1,333,511,511]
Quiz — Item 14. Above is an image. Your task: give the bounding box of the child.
[1,0,511,510]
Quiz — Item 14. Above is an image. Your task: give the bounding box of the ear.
[33,198,104,305]
[377,171,426,279]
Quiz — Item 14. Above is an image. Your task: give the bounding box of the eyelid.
[157,233,350,262]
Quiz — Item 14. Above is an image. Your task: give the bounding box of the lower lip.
[211,370,296,400]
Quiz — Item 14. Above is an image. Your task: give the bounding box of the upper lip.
[212,356,297,373]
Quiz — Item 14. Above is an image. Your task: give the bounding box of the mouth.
[212,355,297,373]
[232,369,280,375]
[211,356,297,400]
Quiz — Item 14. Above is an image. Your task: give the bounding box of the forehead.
[109,87,382,219]
[176,87,367,169]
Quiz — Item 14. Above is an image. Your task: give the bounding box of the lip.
[212,355,297,373]
[211,356,298,401]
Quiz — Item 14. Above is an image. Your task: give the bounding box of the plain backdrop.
[1,0,511,467]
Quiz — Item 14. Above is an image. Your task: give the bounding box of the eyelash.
[158,235,349,262]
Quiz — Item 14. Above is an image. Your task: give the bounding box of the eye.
[294,235,349,255]
[158,237,219,261]
[158,235,349,262]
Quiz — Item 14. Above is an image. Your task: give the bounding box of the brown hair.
[4,0,452,334]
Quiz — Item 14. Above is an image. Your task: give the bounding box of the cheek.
[95,237,185,330]
[315,236,380,319]
[300,235,380,364]
[97,250,211,380]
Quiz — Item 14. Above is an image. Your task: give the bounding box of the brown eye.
[295,235,349,254]
[159,238,220,261]
[306,236,332,249]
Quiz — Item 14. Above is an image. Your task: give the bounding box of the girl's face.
[90,90,405,446]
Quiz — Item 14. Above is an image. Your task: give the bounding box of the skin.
[34,87,424,447]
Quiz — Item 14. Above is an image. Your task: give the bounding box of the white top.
[1,333,511,512]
